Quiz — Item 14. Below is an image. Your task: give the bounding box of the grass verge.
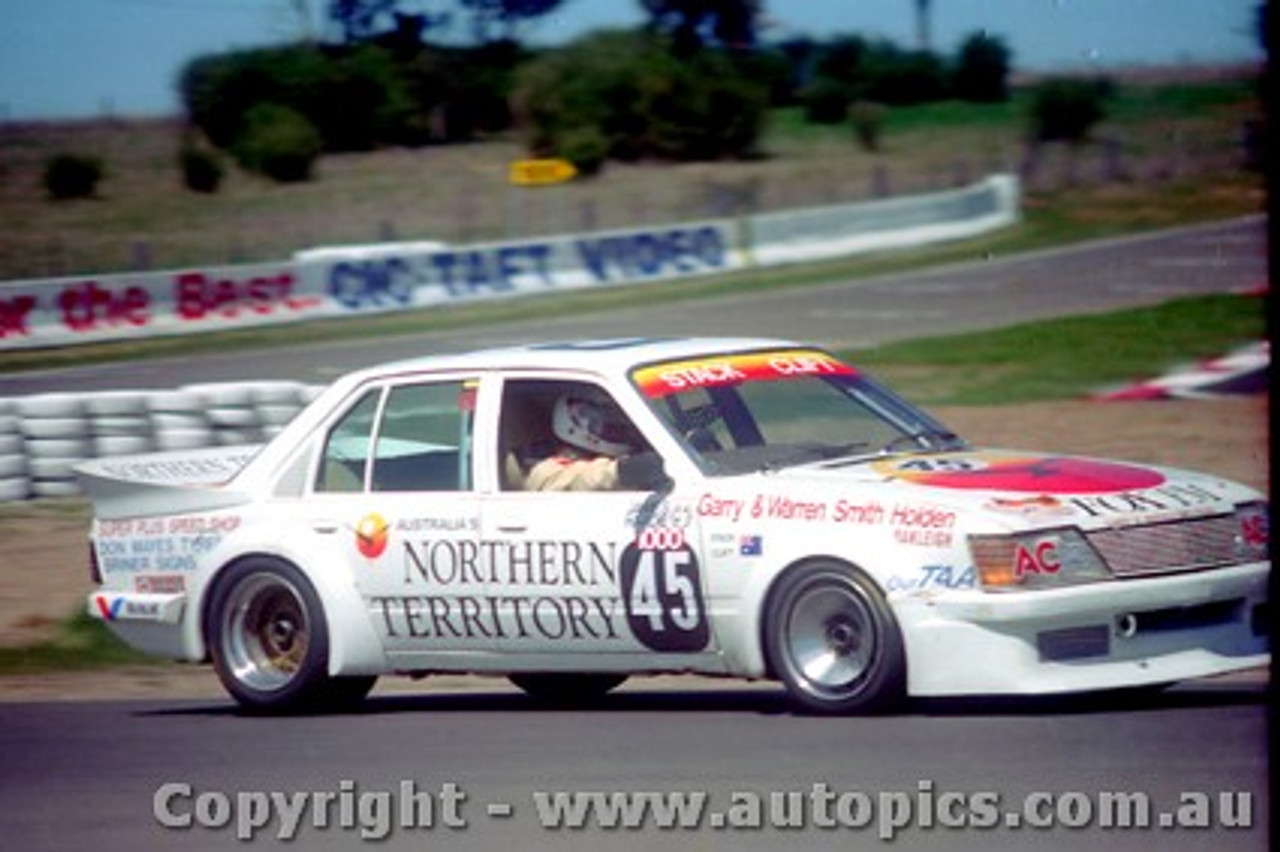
[848,293,1267,405]
[0,612,155,673]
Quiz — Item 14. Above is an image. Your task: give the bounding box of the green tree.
[640,0,761,54]
[460,0,565,41]
[953,31,1011,102]
[1028,77,1112,145]
[514,29,768,164]
[327,0,563,44]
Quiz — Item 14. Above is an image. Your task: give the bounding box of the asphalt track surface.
[0,215,1266,395]
[0,681,1268,851]
[0,217,1270,851]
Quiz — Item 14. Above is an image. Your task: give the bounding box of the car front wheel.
[764,562,906,715]
[207,557,374,713]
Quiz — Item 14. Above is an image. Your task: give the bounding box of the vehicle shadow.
[135,677,1267,719]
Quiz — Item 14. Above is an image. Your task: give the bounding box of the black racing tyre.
[206,557,372,714]
[508,673,628,704]
[763,562,906,715]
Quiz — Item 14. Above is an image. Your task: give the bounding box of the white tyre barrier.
[215,429,260,446]
[21,417,92,440]
[251,381,307,405]
[31,480,84,498]
[256,404,303,426]
[91,414,153,437]
[24,437,94,459]
[15,393,85,419]
[183,382,256,407]
[148,389,205,412]
[154,429,216,451]
[0,454,29,478]
[150,411,210,431]
[0,380,330,501]
[86,391,152,417]
[28,456,82,480]
[94,435,154,456]
[206,407,261,429]
[0,476,32,501]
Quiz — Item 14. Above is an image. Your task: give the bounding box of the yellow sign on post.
[509,158,578,186]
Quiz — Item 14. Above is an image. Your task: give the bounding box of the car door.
[481,376,715,663]
[309,375,489,660]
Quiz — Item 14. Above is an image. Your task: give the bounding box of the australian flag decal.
[739,535,763,556]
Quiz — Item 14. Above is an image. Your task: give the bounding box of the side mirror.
[618,452,671,491]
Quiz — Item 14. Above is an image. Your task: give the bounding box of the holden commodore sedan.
[77,337,1270,714]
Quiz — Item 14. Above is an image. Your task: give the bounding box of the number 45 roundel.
[620,543,710,652]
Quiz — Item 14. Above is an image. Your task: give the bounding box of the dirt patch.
[0,396,1267,701]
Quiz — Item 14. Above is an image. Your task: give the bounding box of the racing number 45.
[621,544,710,653]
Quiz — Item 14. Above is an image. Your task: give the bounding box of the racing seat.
[499,391,554,491]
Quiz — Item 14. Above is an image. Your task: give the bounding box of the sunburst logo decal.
[874,452,1165,495]
[354,512,390,559]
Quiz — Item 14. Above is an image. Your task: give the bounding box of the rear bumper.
[87,591,191,659]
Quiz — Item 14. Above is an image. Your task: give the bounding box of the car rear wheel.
[207,558,374,713]
[508,673,628,704]
[764,562,905,715]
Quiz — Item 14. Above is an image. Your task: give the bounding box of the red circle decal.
[878,454,1165,494]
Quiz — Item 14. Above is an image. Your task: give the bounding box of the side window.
[316,389,381,493]
[371,381,475,492]
[499,379,647,492]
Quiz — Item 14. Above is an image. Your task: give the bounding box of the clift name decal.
[633,350,855,397]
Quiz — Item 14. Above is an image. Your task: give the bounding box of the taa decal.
[886,565,975,592]
[1015,539,1060,576]
[620,543,710,653]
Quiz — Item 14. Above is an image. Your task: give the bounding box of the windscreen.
[631,348,963,475]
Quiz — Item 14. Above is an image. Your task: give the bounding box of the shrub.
[802,77,852,125]
[1029,77,1112,144]
[178,145,224,193]
[42,153,103,200]
[849,100,886,152]
[556,126,609,177]
[231,103,323,183]
[861,47,949,106]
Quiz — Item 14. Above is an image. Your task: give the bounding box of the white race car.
[77,338,1270,714]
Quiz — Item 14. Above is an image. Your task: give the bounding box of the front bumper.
[897,561,1270,696]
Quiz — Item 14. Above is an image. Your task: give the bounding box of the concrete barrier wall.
[1,175,1017,352]
[0,174,1020,500]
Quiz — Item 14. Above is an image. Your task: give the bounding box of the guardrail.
[0,174,1019,500]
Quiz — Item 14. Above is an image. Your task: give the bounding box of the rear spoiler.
[75,445,262,520]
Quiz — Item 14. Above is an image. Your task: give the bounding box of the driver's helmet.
[551,390,633,456]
